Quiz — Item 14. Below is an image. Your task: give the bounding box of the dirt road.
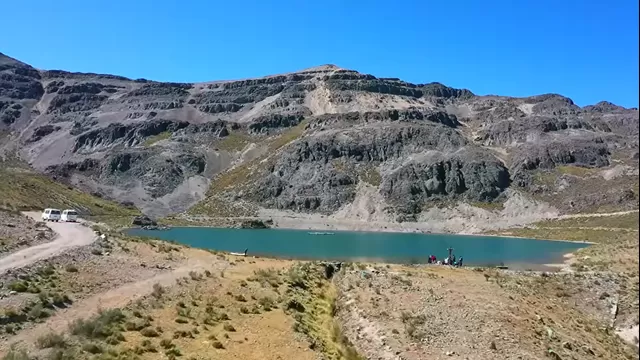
[3,258,222,351]
[0,212,97,274]
[559,210,639,219]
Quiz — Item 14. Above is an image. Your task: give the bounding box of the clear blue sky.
[1,0,638,107]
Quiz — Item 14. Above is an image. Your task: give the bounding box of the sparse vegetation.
[215,131,252,152]
[143,131,172,146]
[0,167,140,216]
[69,308,126,340]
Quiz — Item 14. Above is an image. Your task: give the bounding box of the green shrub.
[28,304,51,319]
[36,332,67,349]
[1,349,31,360]
[151,283,165,298]
[140,327,160,337]
[165,347,182,357]
[69,308,126,339]
[38,265,56,277]
[188,271,202,281]
[51,293,71,307]
[159,338,174,349]
[8,281,28,293]
[258,296,275,311]
[81,342,103,354]
[125,319,150,331]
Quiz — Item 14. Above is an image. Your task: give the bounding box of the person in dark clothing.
[458,257,463,267]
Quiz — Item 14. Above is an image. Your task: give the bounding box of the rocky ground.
[334,264,637,360]
[0,210,53,255]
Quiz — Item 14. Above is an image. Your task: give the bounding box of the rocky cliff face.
[1,52,638,219]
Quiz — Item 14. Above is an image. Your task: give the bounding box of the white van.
[61,209,78,222]
[42,208,62,222]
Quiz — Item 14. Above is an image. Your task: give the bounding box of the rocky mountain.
[1,51,638,224]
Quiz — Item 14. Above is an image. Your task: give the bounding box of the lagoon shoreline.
[154,217,596,245]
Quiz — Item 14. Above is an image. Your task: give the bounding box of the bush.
[36,332,67,349]
[258,296,275,311]
[188,271,202,281]
[239,306,249,314]
[223,323,236,332]
[38,265,56,277]
[151,283,165,299]
[106,333,125,345]
[175,317,189,324]
[64,264,78,273]
[81,342,103,354]
[69,308,126,339]
[8,281,28,293]
[51,293,72,307]
[160,338,174,349]
[212,340,224,349]
[140,327,160,337]
[1,349,31,360]
[165,347,182,357]
[28,304,51,319]
[251,268,281,288]
[234,294,247,302]
[125,319,150,331]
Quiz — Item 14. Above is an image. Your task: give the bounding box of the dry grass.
[358,166,382,187]
[537,212,639,230]
[142,131,172,146]
[556,165,599,177]
[111,258,317,360]
[529,167,639,214]
[336,265,638,360]
[215,132,252,152]
[0,168,139,217]
[487,212,639,333]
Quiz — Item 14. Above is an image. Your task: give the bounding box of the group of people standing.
[426,248,463,267]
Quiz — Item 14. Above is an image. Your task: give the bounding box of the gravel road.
[0,212,97,274]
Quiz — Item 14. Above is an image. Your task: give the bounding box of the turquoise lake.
[128,227,590,266]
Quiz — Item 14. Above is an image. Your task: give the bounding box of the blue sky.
[1,0,638,107]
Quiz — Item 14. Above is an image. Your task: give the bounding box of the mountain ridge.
[1,51,638,230]
[4,51,634,109]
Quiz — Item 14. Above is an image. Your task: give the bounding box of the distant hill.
[1,51,637,228]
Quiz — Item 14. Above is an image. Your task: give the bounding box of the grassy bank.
[0,168,138,216]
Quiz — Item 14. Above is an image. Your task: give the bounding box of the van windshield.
[66,211,77,216]
[50,210,61,215]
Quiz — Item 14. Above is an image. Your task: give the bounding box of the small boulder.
[132,215,157,227]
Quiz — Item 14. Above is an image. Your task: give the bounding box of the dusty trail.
[3,258,223,351]
[0,212,97,274]
[0,211,228,353]
[558,210,639,219]
[536,226,639,232]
